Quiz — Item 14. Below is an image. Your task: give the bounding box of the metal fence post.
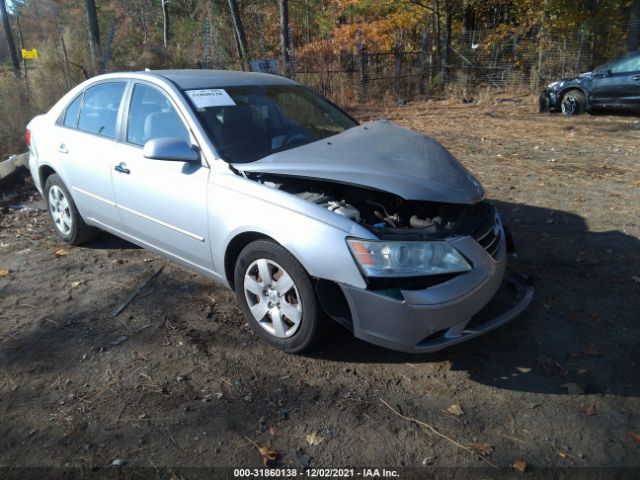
[393,33,404,102]
[357,31,368,102]
[419,27,430,95]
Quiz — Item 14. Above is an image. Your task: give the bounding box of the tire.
[44,174,98,245]
[233,240,324,353]
[560,90,586,116]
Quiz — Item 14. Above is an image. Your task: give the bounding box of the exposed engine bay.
[254,174,497,240]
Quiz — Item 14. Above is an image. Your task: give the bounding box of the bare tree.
[629,0,640,52]
[279,0,291,76]
[0,0,20,74]
[227,0,249,68]
[84,0,102,73]
[161,0,169,49]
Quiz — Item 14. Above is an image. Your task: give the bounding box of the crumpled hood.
[234,120,485,204]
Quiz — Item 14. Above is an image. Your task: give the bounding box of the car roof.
[139,69,299,90]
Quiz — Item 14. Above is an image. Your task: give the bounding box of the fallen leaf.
[306,432,325,446]
[446,403,465,416]
[0,269,13,277]
[54,249,69,257]
[585,403,597,416]
[258,446,278,466]
[582,345,602,357]
[111,335,128,346]
[471,443,493,456]
[71,281,82,288]
[512,459,527,472]
[111,258,127,265]
[558,450,569,459]
[626,432,640,443]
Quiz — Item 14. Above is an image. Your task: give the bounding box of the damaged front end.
[238,172,533,353]
[232,121,532,353]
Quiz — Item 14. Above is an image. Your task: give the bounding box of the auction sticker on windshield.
[186,89,236,108]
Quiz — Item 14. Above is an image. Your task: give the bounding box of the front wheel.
[560,90,586,116]
[234,240,324,353]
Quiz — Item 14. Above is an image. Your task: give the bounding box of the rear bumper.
[339,235,533,353]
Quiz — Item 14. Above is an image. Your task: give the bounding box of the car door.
[591,55,640,109]
[111,81,213,273]
[57,81,127,228]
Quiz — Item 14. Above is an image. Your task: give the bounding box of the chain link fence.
[292,24,636,105]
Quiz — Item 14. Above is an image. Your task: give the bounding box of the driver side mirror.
[143,138,200,163]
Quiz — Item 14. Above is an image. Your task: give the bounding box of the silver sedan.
[27,70,533,353]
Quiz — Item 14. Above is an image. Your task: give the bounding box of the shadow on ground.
[302,200,640,397]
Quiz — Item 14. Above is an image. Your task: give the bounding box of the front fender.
[209,174,374,289]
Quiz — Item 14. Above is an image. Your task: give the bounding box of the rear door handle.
[114,163,130,174]
[57,144,68,154]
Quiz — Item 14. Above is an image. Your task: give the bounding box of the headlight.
[346,239,472,278]
[547,81,559,89]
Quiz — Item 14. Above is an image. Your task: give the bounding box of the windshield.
[185,85,358,163]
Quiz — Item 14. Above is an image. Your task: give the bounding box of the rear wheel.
[560,90,586,116]
[45,174,98,245]
[234,240,324,353]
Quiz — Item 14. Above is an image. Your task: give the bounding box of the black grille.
[472,206,503,260]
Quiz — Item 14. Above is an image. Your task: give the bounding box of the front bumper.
[539,89,560,112]
[339,235,534,353]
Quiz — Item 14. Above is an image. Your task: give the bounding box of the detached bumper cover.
[339,235,534,353]
[539,89,560,112]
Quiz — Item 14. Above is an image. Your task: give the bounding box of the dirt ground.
[1,98,639,478]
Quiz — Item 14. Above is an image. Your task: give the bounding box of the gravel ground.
[1,98,639,478]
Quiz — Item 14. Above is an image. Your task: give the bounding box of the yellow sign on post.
[21,48,38,60]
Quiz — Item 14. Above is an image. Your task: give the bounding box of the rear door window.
[78,82,126,138]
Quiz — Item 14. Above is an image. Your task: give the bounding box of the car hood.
[233,120,485,204]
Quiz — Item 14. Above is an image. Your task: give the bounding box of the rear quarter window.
[62,94,82,128]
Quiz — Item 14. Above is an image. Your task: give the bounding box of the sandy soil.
[1,98,639,476]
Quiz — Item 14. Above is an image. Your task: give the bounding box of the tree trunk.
[628,0,640,52]
[536,0,550,85]
[15,14,27,80]
[227,0,249,69]
[441,1,451,86]
[0,0,20,74]
[279,0,291,77]
[161,0,169,49]
[84,0,102,73]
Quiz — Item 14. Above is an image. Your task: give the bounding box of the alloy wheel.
[561,95,577,115]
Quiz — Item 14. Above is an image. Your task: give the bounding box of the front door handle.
[632,75,640,81]
[57,144,68,154]
[114,163,130,174]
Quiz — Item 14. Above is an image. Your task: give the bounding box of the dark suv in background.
[540,52,640,116]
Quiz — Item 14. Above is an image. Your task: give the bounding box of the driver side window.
[126,84,190,147]
[610,55,640,74]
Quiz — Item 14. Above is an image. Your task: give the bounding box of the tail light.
[26,128,31,146]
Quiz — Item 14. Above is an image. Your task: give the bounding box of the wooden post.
[15,14,27,80]
[59,31,71,89]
